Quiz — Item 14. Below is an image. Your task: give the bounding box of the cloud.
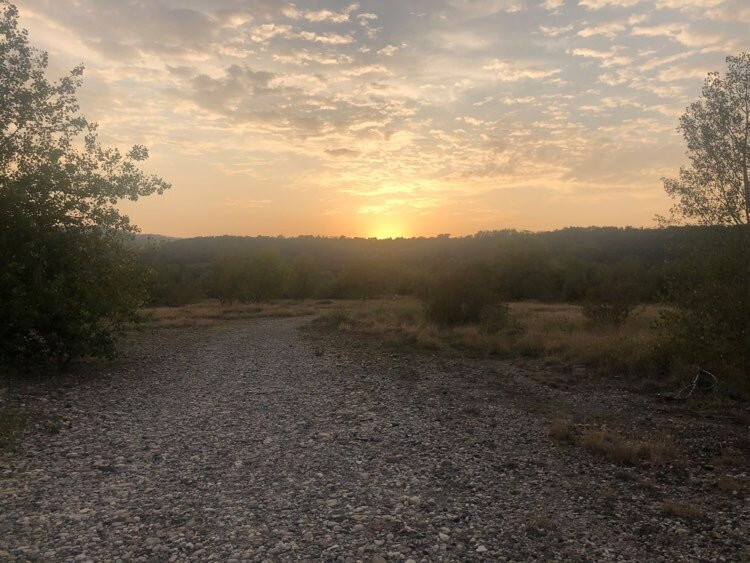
[578,0,641,8]
[325,148,361,157]
[483,60,561,80]
[283,3,360,23]
[569,47,632,67]
[577,21,626,38]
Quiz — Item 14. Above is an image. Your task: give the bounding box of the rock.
[476,545,488,553]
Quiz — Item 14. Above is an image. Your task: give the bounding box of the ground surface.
[1,317,748,562]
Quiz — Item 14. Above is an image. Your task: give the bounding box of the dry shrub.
[711,448,745,467]
[141,299,321,328]
[581,428,680,466]
[717,475,745,493]
[526,516,558,532]
[313,299,667,378]
[549,418,574,443]
[660,500,703,519]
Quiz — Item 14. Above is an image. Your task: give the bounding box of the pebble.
[0,318,747,561]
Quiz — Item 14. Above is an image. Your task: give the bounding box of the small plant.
[581,427,680,466]
[0,410,27,452]
[660,500,703,519]
[717,475,744,494]
[548,418,574,443]
[44,415,64,435]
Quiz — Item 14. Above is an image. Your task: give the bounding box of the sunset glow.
[15,0,750,237]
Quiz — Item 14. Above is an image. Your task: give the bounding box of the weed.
[0,410,27,452]
[717,475,744,494]
[660,500,703,519]
[549,418,574,443]
[581,428,680,466]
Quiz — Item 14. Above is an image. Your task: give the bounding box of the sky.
[14,0,750,238]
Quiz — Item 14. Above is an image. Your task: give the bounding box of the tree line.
[140,227,685,306]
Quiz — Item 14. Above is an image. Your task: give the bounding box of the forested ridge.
[140,226,701,306]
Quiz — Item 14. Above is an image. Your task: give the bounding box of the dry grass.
[717,475,745,494]
[549,418,574,443]
[660,500,703,519]
[581,427,680,466]
[140,299,336,328]
[548,416,683,467]
[146,297,669,381]
[315,298,668,377]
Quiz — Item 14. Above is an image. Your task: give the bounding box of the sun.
[370,223,406,239]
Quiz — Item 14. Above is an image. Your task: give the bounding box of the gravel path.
[1,318,748,561]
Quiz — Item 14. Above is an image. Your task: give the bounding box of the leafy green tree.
[0,2,169,366]
[662,52,750,227]
[661,53,750,391]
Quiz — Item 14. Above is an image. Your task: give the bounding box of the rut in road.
[1,317,748,561]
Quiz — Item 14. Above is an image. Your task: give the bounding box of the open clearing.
[1,317,748,561]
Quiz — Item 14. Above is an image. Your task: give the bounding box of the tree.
[661,53,750,393]
[0,2,169,366]
[662,52,750,227]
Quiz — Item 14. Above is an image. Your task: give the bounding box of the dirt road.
[1,318,747,561]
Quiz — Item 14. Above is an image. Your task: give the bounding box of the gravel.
[1,317,748,561]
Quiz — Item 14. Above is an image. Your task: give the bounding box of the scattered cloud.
[14,0,750,235]
[483,59,561,80]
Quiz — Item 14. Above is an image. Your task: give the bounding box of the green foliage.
[662,52,750,227]
[0,2,168,367]
[208,252,286,304]
[660,52,750,393]
[141,227,680,307]
[662,228,750,393]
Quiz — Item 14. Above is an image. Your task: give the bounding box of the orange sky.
[16,0,750,237]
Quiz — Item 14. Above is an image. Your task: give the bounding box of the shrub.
[424,265,498,325]
[581,301,634,327]
[479,303,511,334]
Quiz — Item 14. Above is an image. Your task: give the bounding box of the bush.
[425,265,498,325]
[479,303,511,334]
[662,227,750,395]
[581,301,634,327]
[581,281,637,327]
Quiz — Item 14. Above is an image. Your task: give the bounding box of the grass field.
[313,298,670,378]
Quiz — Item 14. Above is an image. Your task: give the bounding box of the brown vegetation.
[660,500,703,519]
[140,299,333,328]
[549,417,681,467]
[314,298,668,377]
[580,428,680,467]
[548,418,574,443]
